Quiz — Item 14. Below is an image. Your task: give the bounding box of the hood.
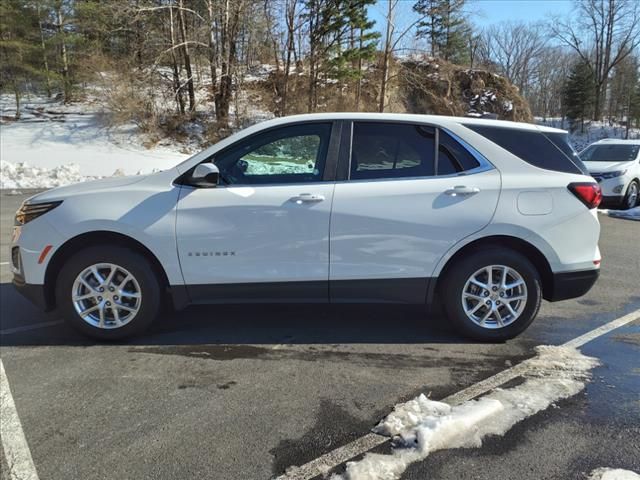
[27,174,149,203]
[583,161,632,173]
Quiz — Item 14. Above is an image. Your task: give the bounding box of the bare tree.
[550,0,640,120]
[177,0,196,112]
[53,1,71,103]
[480,22,547,97]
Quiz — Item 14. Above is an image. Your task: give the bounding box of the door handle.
[444,185,480,197]
[292,193,325,204]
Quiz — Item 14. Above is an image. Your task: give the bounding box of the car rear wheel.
[441,249,542,341]
[56,246,161,340]
[623,180,639,209]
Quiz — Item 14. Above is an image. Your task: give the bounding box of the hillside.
[1,61,534,189]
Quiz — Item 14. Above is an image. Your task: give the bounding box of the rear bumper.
[13,275,50,311]
[546,269,599,302]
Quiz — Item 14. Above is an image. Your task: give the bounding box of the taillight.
[568,182,602,209]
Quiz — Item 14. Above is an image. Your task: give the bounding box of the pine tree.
[327,0,379,108]
[0,1,45,118]
[413,0,467,63]
[563,60,595,133]
[304,0,379,111]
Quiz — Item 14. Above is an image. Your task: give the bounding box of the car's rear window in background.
[580,144,640,162]
[464,124,588,175]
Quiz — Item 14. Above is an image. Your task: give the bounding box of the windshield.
[580,144,640,162]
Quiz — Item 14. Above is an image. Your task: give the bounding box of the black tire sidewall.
[623,181,639,210]
[441,248,542,341]
[56,246,161,340]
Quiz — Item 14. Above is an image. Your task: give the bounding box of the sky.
[467,0,573,26]
[368,0,574,45]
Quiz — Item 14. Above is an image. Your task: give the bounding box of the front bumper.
[13,275,51,311]
[546,269,600,302]
[601,195,625,207]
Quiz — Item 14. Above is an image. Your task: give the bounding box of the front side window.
[214,123,331,185]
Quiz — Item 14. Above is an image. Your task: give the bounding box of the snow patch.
[588,468,640,480]
[332,346,599,480]
[0,161,98,189]
[535,117,640,151]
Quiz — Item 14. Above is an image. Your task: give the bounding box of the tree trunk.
[355,30,363,111]
[14,87,21,120]
[177,0,195,112]
[379,0,394,113]
[282,0,296,116]
[207,0,218,96]
[56,6,71,103]
[169,5,185,115]
[36,4,52,98]
[215,0,240,122]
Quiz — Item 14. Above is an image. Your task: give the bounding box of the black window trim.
[175,120,343,188]
[339,120,494,183]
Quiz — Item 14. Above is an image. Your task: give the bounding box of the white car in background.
[581,139,640,210]
[11,113,602,341]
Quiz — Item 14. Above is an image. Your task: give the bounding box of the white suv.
[580,139,640,210]
[11,113,602,341]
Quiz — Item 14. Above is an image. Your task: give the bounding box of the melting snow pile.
[598,207,640,221]
[332,346,600,480]
[588,468,640,480]
[0,161,98,189]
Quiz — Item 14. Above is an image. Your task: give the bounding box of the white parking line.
[0,360,40,480]
[275,308,640,480]
[0,262,10,266]
[0,320,64,336]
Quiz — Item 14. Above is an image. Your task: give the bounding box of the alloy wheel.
[72,263,141,329]
[627,182,638,209]
[461,265,528,329]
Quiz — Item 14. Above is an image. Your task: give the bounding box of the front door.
[176,122,337,302]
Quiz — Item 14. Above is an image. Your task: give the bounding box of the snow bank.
[598,207,640,221]
[588,468,640,480]
[1,94,188,180]
[0,161,97,189]
[535,117,640,151]
[333,346,599,480]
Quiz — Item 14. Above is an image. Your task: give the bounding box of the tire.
[441,248,542,341]
[56,246,162,340]
[622,180,639,210]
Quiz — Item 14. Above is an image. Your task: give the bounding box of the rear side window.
[438,129,481,175]
[350,123,484,180]
[350,123,435,179]
[544,132,589,174]
[465,125,586,174]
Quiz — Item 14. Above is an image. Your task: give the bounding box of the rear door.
[329,121,501,303]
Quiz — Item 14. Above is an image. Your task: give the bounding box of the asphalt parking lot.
[1,190,638,480]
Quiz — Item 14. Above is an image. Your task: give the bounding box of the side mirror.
[192,163,220,187]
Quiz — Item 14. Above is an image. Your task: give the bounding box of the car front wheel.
[56,246,161,340]
[441,249,542,341]
[623,180,639,210]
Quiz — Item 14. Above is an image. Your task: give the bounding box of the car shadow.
[0,282,469,347]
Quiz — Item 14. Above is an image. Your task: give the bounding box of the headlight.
[600,170,627,179]
[15,201,62,225]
